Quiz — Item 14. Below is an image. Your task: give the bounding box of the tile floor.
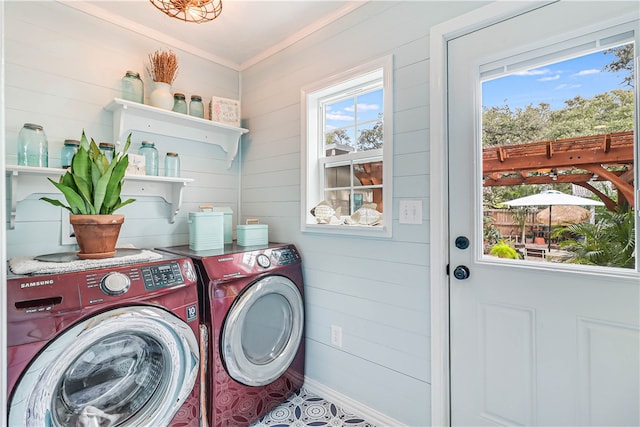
[250,388,376,427]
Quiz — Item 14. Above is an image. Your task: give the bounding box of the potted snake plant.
[41,131,135,259]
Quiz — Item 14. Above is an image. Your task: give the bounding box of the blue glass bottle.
[172,93,187,114]
[164,152,180,177]
[121,71,144,103]
[138,141,159,176]
[189,95,204,118]
[99,142,115,163]
[61,139,80,168]
[17,123,48,167]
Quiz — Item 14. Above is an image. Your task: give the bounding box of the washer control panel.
[140,262,185,291]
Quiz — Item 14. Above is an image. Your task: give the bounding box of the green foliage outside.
[489,241,521,259]
[553,208,636,268]
[326,114,383,151]
[40,132,135,215]
[482,45,636,268]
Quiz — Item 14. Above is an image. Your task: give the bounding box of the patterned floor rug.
[249,387,376,427]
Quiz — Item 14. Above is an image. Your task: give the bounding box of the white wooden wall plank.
[4,2,240,258]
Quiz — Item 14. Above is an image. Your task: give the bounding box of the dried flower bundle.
[148,49,178,84]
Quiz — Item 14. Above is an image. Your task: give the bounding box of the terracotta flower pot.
[70,214,125,259]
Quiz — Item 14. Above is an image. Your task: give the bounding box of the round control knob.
[256,253,271,268]
[100,272,131,296]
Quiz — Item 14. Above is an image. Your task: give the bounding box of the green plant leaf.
[111,197,136,213]
[39,197,72,212]
[45,178,89,215]
[93,163,115,214]
[71,147,93,195]
[102,155,129,213]
[79,130,90,151]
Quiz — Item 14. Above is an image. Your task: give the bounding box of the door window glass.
[481,41,636,269]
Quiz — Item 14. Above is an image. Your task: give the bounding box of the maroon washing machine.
[158,243,305,427]
[7,251,202,427]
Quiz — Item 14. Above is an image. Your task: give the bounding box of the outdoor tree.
[357,115,383,150]
[325,128,351,145]
[603,44,635,88]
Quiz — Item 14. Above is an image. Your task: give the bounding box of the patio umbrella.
[504,190,604,251]
[536,205,590,225]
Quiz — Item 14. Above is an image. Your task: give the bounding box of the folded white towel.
[9,250,164,276]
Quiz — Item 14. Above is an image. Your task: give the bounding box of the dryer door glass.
[8,306,199,427]
[222,275,304,386]
[242,293,293,365]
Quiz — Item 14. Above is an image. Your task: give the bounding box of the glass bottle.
[138,141,159,176]
[17,123,48,167]
[189,95,204,118]
[99,142,115,163]
[172,93,188,114]
[61,139,80,169]
[121,71,144,103]
[164,152,180,177]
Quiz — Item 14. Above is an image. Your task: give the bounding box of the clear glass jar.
[17,123,48,167]
[61,139,80,169]
[138,141,159,176]
[189,95,204,118]
[164,152,180,177]
[99,142,115,163]
[121,71,144,103]
[172,93,188,114]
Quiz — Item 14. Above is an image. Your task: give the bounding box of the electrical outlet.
[330,324,342,347]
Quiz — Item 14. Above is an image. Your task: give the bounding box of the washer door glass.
[9,306,199,427]
[222,275,304,386]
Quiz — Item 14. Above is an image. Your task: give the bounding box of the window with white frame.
[302,57,393,236]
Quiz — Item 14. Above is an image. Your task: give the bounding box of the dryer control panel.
[141,262,185,290]
[272,247,300,265]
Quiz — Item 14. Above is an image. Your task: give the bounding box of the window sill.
[302,222,392,239]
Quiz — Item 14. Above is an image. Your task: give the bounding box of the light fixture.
[150,0,222,23]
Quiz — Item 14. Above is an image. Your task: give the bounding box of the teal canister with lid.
[121,71,144,103]
[17,123,48,167]
[61,139,80,168]
[138,141,159,176]
[189,95,204,118]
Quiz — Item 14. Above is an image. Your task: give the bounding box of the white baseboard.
[303,377,406,427]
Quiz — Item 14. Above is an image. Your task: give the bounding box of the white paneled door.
[447,2,640,425]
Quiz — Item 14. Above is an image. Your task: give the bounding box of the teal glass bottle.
[189,95,204,118]
[138,141,159,176]
[121,71,144,103]
[17,123,48,167]
[164,152,180,177]
[172,93,187,114]
[61,139,80,168]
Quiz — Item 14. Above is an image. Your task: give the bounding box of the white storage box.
[189,211,224,251]
[237,223,268,246]
[211,206,233,244]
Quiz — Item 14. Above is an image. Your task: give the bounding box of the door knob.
[455,236,470,250]
[453,265,470,280]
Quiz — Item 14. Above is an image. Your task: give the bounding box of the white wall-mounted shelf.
[106,98,249,168]
[5,165,194,229]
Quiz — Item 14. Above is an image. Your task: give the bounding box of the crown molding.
[57,1,369,72]
[56,0,241,71]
